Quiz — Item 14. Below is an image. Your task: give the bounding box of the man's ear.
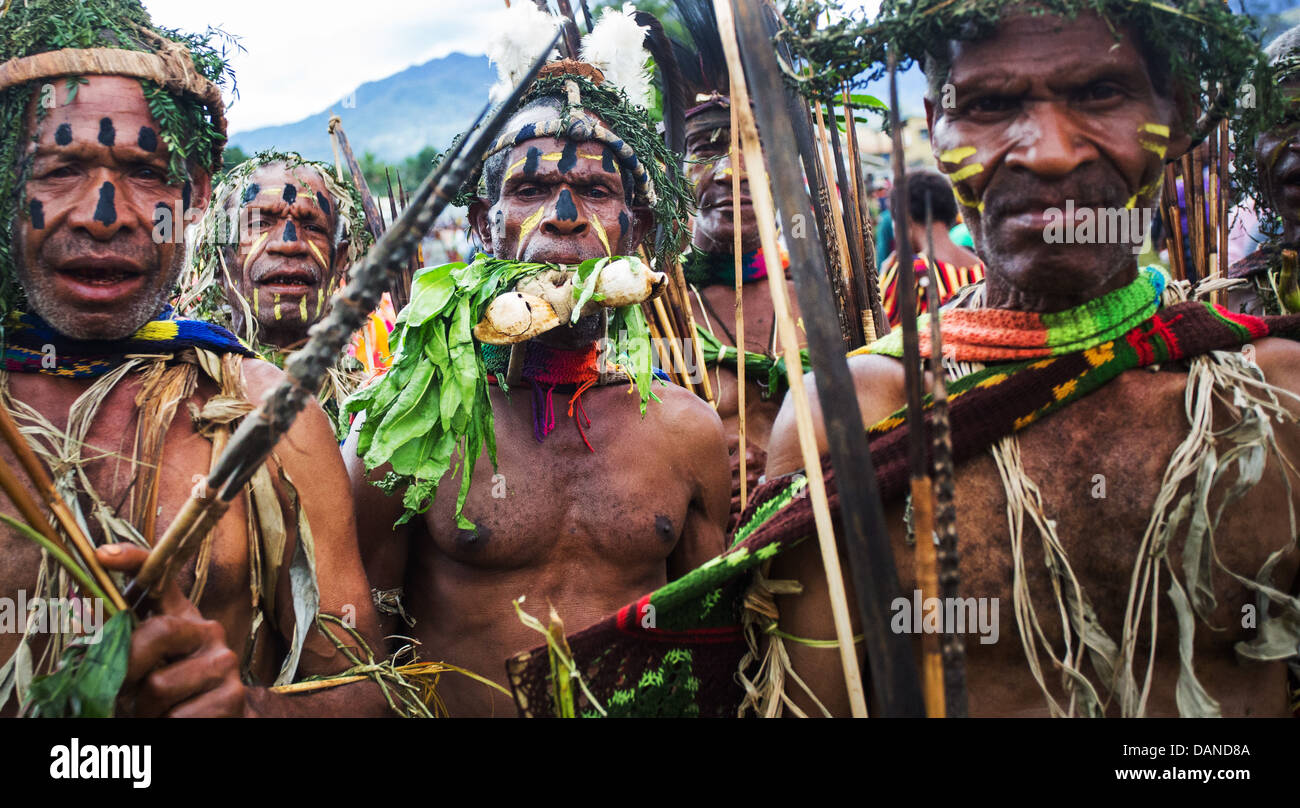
[187,168,213,216]
[925,97,948,175]
[628,205,654,253]
[469,199,495,254]
[332,237,351,285]
[1162,88,1196,164]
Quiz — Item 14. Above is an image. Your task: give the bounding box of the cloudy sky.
[142,0,884,136]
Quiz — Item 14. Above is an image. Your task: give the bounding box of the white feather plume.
[580,3,652,109]
[487,3,561,104]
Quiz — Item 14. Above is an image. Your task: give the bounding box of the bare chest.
[419,385,693,571]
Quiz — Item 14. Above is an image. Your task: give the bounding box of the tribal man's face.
[473,137,648,267]
[14,75,211,339]
[925,12,1187,303]
[1255,77,1300,239]
[685,108,759,254]
[223,163,345,347]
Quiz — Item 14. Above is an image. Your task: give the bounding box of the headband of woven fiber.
[178,150,372,341]
[483,108,658,206]
[450,70,694,269]
[0,0,235,317]
[776,0,1271,126]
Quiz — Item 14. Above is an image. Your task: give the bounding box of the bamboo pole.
[730,89,749,511]
[671,259,715,404]
[715,0,868,717]
[0,405,126,610]
[653,296,697,396]
[814,103,860,340]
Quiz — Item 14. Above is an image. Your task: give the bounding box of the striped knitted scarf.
[506,297,1300,717]
[3,307,252,377]
[869,267,1166,362]
[682,246,787,288]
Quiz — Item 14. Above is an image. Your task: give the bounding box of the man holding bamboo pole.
[0,0,387,717]
[672,0,805,518]
[345,3,730,717]
[765,0,1300,717]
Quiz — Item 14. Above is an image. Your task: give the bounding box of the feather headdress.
[487,3,562,103]
[580,3,653,109]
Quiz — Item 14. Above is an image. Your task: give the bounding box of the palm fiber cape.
[505,300,1300,717]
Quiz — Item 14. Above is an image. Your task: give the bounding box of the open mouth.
[54,258,146,303]
[256,267,318,293]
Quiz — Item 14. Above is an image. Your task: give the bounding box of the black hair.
[908,170,958,228]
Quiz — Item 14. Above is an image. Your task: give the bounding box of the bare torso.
[692,275,801,504]
[767,339,1300,717]
[352,379,730,717]
[1,357,383,717]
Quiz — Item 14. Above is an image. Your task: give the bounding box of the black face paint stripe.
[28,199,44,230]
[557,142,577,174]
[54,124,72,146]
[316,191,331,216]
[97,118,115,147]
[182,181,192,213]
[618,211,629,241]
[283,220,297,243]
[93,182,116,226]
[602,150,616,174]
[523,146,541,176]
[243,183,261,204]
[137,126,158,152]
[555,189,578,222]
[282,183,297,204]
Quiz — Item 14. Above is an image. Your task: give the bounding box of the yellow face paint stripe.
[317,288,326,318]
[307,241,328,270]
[948,163,984,183]
[1140,123,1170,138]
[939,146,977,164]
[1139,140,1168,159]
[244,231,270,273]
[299,295,308,321]
[273,293,282,320]
[590,216,612,257]
[517,205,545,243]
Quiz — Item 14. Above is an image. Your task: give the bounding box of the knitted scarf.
[483,342,602,450]
[867,267,1167,362]
[682,245,788,288]
[3,306,252,377]
[506,298,1300,717]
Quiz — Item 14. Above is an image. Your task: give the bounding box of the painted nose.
[266,220,309,255]
[67,178,131,240]
[542,189,587,236]
[1004,102,1098,178]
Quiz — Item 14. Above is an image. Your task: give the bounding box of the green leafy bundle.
[0,0,237,317]
[24,611,133,718]
[344,256,658,528]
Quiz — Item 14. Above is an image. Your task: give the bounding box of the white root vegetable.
[472,291,561,344]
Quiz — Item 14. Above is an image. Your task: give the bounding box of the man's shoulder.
[648,381,724,430]
[1249,336,1300,397]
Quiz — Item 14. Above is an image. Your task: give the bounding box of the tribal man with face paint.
[0,0,388,717]
[671,0,809,521]
[347,48,731,716]
[760,2,1300,717]
[1228,25,1300,318]
[180,151,373,434]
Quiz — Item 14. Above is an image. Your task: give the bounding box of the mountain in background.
[228,52,494,163]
